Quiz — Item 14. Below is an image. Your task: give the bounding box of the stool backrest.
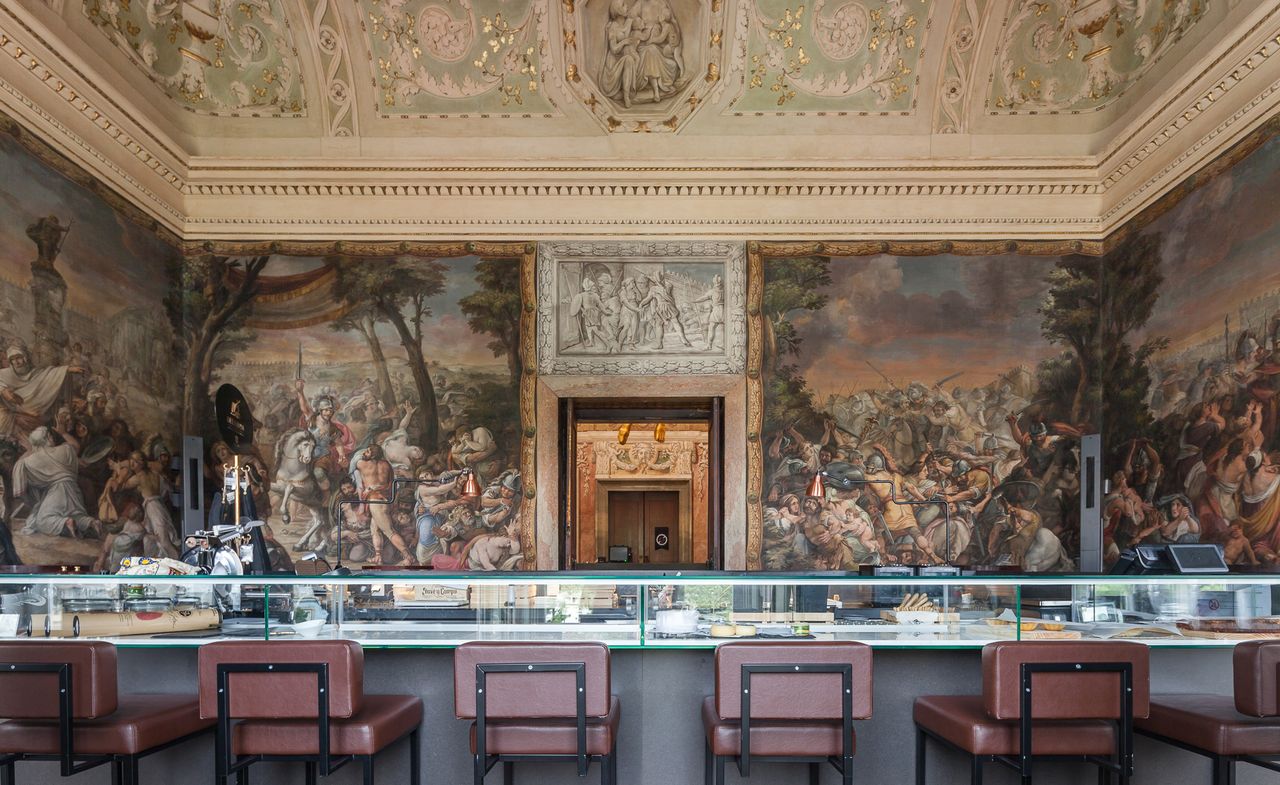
[197,640,364,720]
[454,641,610,719]
[0,642,118,719]
[715,641,873,721]
[982,641,1150,721]
[1234,640,1280,717]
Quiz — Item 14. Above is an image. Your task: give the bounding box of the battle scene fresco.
[177,253,530,571]
[1106,130,1280,569]
[759,251,1101,572]
[0,129,182,570]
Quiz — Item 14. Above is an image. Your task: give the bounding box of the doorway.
[560,398,723,569]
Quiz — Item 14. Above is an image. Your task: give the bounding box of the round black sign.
[214,383,254,452]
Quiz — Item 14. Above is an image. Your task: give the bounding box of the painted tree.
[761,256,831,374]
[330,300,397,410]
[1039,233,1166,439]
[458,258,522,389]
[333,256,447,451]
[167,254,268,436]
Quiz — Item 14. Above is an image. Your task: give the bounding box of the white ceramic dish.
[292,619,326,637]
[894,611,940,626]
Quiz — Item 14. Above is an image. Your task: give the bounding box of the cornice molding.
[0,0,1278,240]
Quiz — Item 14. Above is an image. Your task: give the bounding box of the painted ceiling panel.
[988,0,1211,114]
[82,0,307,117]
[361,0,559,117]
[724,0,931,115]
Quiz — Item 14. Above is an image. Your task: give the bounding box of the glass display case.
[2,573,1279,649]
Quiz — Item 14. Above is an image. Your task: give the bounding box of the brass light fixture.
[617,423,631,444]
[654,423,666,442]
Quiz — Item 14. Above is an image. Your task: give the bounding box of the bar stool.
[702,641,872,785]
[0,641,212,785]
[197,640,422,785]
[453,642,618,785]
[1136,640,1280,784]
[914,641,1150,785]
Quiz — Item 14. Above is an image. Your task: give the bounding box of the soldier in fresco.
[638,272,692,350]
[295,379,355,482]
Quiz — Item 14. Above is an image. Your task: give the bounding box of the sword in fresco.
[295,341,303,381]
[934,371,963,388]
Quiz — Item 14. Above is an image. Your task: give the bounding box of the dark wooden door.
[606,490,680,564]
[607,491,645,562]
[644,491,679,564]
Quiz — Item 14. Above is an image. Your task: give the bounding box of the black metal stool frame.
[915,661,1135,785]
[472,661,615,785]
[0,660,209,785]
[705,662,856,785]
[1136,727,1280,785]
[214,661,421,785]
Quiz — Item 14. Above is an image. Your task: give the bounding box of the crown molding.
[0,1,1277,240]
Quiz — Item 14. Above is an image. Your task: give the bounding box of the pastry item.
[710,624,737,638]
[895,593,937,612]
[735,624,757,637]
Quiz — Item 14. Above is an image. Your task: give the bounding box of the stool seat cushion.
[0,694,211,755]
[914,695,1116,756]
[231,694,422,757]
[1137,694,1280,756]
[702,696,853,757]
[468,695,620,756]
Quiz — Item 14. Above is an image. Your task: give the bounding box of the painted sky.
[0,134,174,320]
[228,255,509,374]
[1137,134,1280,354]
[788,254,1066,397]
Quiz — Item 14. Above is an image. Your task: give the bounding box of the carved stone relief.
[537,241,746,375]
[560,0,727,133]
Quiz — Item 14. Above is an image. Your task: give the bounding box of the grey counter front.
[2,573,1278,784]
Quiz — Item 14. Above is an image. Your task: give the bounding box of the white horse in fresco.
[269,428,330,552]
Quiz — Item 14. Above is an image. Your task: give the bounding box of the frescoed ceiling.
[81,0,307,117]
[361,0,559,118]
[988,0,1211,114]
[14,0,1239,141]
[724,0,931,116]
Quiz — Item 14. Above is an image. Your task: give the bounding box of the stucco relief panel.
[362,0,559,117]
[561,0,726,133]
[988,0,1210,114]
[82,0,307,116]
[724,0,931,115]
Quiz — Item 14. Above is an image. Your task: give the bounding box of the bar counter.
[3,573,1278,784]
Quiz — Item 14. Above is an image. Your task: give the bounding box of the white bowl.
[894,611,940,626]
[292,620,326,638]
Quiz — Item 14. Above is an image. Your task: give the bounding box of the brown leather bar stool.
[702,641,872,785]
[914,641,1150,785]
[198,640,422,785]
[0,641,212,785]
[453,642,619,785]
[1136,640,1280,784]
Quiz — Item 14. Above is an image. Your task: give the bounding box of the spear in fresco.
[295,341,303,382]
[865,360,903,393]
